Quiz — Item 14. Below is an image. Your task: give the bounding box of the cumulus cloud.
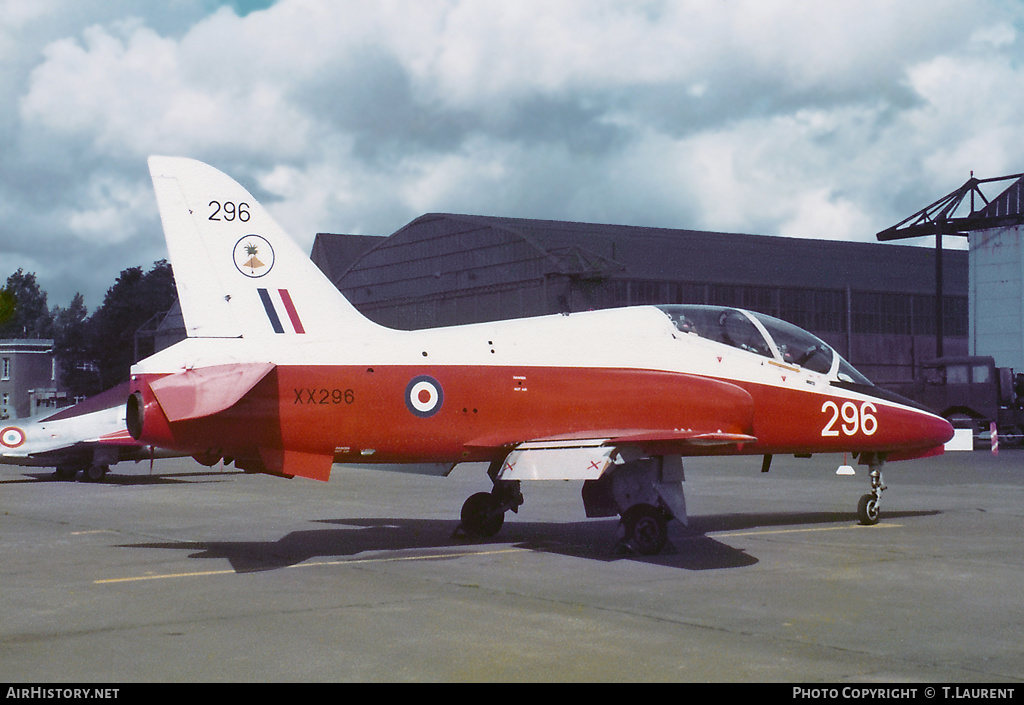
[1,0,1023,310]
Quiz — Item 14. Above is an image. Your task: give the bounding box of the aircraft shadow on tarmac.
[8,470,242,485]
[117,507,939,573]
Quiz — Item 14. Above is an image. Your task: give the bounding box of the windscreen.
[748,312,834,375]
[657,304,873,385]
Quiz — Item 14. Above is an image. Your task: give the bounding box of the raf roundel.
[405,376,444,418]
[1,426,26,448]
[233,234,275,278]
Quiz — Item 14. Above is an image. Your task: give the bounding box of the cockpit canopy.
[655,304,872,386]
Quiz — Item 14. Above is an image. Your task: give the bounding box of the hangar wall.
[312,214,968,386]
[970,224,1024,370]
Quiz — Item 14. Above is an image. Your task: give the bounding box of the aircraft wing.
[83,428,141,446]
[469,428,757,481]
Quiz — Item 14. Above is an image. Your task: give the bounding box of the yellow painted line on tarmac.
[94,546,531,584]
[713,523,902,538]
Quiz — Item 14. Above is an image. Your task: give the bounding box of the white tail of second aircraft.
[148,156,382,342]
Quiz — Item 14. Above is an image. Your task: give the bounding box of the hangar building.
[311,214,968,387]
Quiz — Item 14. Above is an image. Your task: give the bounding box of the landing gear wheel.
[82,464,108,482]
[857,493,880,525]
[622,504,668,555]
[460,492,505,538]
[54,466,78,481]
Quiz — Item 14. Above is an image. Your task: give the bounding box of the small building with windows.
[0,339,65,420]
[311,214,968,387]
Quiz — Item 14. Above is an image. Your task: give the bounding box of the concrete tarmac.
[1,448,1022,683]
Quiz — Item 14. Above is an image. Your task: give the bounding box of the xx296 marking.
[294,388,355,405]
[821,400,877,437]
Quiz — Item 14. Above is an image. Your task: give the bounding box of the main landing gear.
[856,453,887,526]
[53,463,110,482]
[459,481,524,539]
[456,454,686,556]
[584,455,687,555]
[457,459,525,539]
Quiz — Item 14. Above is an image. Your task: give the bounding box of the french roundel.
[405,375,444,417]
[1,426,26,448]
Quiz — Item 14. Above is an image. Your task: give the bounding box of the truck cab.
[909,356,1024,445]
[917,356,1001,424]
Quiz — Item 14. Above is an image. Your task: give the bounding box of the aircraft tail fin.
[147,156,382,341]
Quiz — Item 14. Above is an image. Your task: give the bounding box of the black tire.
[82,464,108,482]
[460,492,505,538]
[857,493,880,525]
[622,504,668,555]
[54,466,78,481]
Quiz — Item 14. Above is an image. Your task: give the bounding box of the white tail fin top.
[146,156,382,342]
[148,156,381,341]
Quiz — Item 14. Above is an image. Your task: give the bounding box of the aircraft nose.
[860,385,954,451]
[921,409,955,446]
[891,391,954,449]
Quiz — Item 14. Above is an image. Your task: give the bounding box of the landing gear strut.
[856,454,886,526]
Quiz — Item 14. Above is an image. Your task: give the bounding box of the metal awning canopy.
[876,172,1024,357]
[877,173,1024,241]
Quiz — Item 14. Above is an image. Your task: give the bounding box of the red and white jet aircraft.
[2,382,177,482]
[126,157,953,554]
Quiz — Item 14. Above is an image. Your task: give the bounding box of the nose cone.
[881,388,955,458]
[919,409,955,447]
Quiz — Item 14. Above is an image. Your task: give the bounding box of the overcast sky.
[2,0,1022,311]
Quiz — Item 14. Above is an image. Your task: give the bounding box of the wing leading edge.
[488,429,758,481]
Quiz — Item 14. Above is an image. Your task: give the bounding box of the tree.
[0,289,14,328]
[52,293,99,399]
[3,261,176,397]
[0,269,54,339]
[86,260,176,390]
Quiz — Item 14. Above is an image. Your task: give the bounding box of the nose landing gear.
[856,454,887,526]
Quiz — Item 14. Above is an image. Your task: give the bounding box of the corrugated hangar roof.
[316,213,966,296]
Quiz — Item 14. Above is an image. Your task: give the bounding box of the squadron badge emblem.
[233,235,275,278]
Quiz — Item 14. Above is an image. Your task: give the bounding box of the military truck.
[896,355,1024,446]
